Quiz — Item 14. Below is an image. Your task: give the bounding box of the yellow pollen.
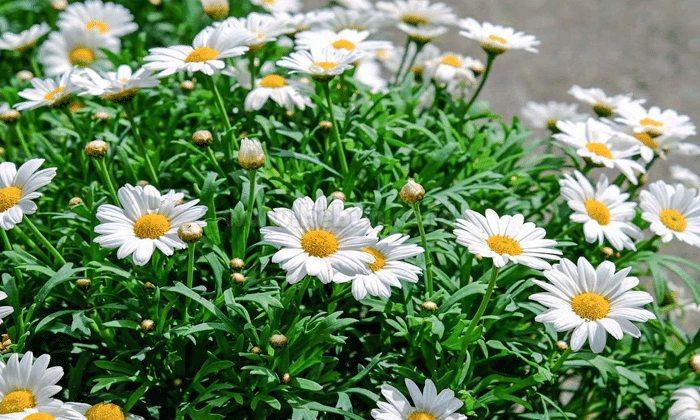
[488,34,508,44]
[362,247,386,272]
[184,47,219,63]
[441,54,461,67]
[331,39,356,51]
[133,214,170,239]
[69,46,96,66]
[0,389,36,414]
[400,14,429,25]
[261,0,275,3]
[260,74,287,88]
[486,234,522,256]
[300,229,339,258]
[407,412,437,420]
[0,186,22,212]
[86,20,109,34]
[640,118,663,127]
[659,209,687,232]
[376,49,390,60]
[584,199,611,225]
[119,78,128,83]
[23,414,56,420]
[633,132,658,149]
[312,61,337,70]
[585,142,613,159]
[85,403,127,420]
[43,86,65,101]
[571,292,610,321]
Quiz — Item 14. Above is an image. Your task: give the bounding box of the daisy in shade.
[65,402,144,420]
[260,195,378,284]
[559,171,642,251]
[669,387,700,420]
[371,378,466,420]
[334,232,424,300]
[568,85,645,118]
[277,46,362,82]
[215,13,287,54]
[93,184,208,266]
[454,209,561,270]
[639,180,700,247]
[521,101,588,132]
[244,74,313,111]
[200,0,229,20]
[250,0,301,13]
[0,159,57,231]
[458,18,540,55]
[319,7,389,33]
[0,23,50,54]
[14,71,81,111]
[396,22,448,45]
[39,27,120,76]
[671,165,700,190]
[0,352,64,413]
[57,0,137,38]
[1,403,86,420]
[376,0,458,27]
[295,29,392,60]
[0,292,13,325]
[554,118,645,185]
[72,64,160,104]
[530,257,655,353]
[615,103,696,140]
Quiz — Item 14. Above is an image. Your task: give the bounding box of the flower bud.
[400,178,425,204]
[144,282,155,290]
[85,140,108,158]
[68,197,83,207]
[76,278,91,291]
[330,191,346,202]
[270,334,288,349]
[238,138,266,170]
[93,111,110,121]
[149,0,161,5]
[192,130,213,148]
[281,373,291,384]
[601,247,614,258]
[690,354,700,374]
[319,121,333,130]
[136,180,150,188]
[201,0,229,20]
[556,340,569,351]
[173,378,183,386]
[251,346,262,355]
[50,0,67,11]
[178,222,203,243]
[16,70,33,82]
[141,319,155,333]
[0,334,11,353]
[230,258,245,270]
[0,109,20,125]
[421,301,438,311]
[181,80,195,91]
[231,273,245,284]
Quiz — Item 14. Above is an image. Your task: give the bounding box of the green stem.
[399,40,423,85]
[322,82,349,175]
[525,194,559,219]
[29,55,42,78]
[11,124,31,157]
[462,53,496,115]
[248,54,257,88]
[123,104,160,186]
[207,148,226,179]
[0,229,24,282]
[208,76,237,149]
[63,109,86,143]
[23,216,67,266]
[183,243,196,323]
[94,158,119,204]
[551,348,573,372]
[616,237,657,266]
[392,37,412,87]
[411,202,433,296]
[243,169,257,249]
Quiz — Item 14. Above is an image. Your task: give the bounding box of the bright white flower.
[665,281,700,329]
[335,0,374,10]
[260,195,378,284]
[0,23,50,53]
[554,118,646,185]
[568,85,645,118]
[669,387,700,420]
[0,159,57,231]
[424,53,478,88]
[1,403,86,420]
[65,402,144,420]
[93,184,208,266]
[639,180,700,247]
[295,29,392,60]
[72,65,159,104]
[274,10,334,34]
[57,0,137,38]
[319,7,389,33]
[0,292,13,325]
[406,43,441,79]
[14,72,81,111]
[530,257,656,353]
[454,209,561,270]
[559,171,642,250]
[277,47,362,81]
[39,26,120,76]
[251,0,301,13]
[335,233,424,300]
[371,378,466,420]
[0,352,64,413]
[200,0,229,19]
[245,74,313,111]
[602,119,699,163]
[215,13,287,53]
[671,165,700,190]
[521,101,588,131]
[615,103,696,140]
[354,59,389,93]
[376,0,458,27]
[395,22,448,44]
[458,18,540,55]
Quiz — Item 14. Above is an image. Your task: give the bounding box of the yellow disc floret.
[400,14,429,26]
[86,20,109,34]
[85,403,127,420]
[300,229,339,258]
[332,39,356,51]
[633,132,658,149]
[0,389,36,414]
[659,209,687,232]
[69,47,96,66]
[362,247,386,272]
[44,87,65,101]
[184,47,219,63]
[585,143,613,159]
[0,186,22,212]
[133,214,170,239]
[23,414,56,420]
[571,292,610,321]
[441,54,461,67]
[407,412,437,420]
[260,74,287,88]
[584,199,611,225]
[486,234,522,256]
[312,62,337,71]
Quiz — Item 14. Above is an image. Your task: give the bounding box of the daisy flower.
[671,165,700,190]
[72,65,160,104]
[376,0,458,27]
[615,103,696,140]
[14,71,82,111]
[669,387,700,420]
[93,184,208,266]
[424,53,478,87]
[200,0,229,20]
[57,0,137,38]
[277,46,362,82]
[0,292,13,325]
[458,18,540,55]
[559,171,642,250]
[144,26,254,77]
[250,0,301,13]
[215,13,287,53]
[1,404,86,420]
[39,26,120,76]
[530,257,656,353]
[260,195,378,284]
[245,74,313,111]
[334,233,424,300]
[554,118,645,185]
[396,22,449,44]
[273,11,335,35]
[406,43,441,80]
[319,7,389,33]
[65,402,144,420]
[354,59,389,93]
[454,209,561,270]
[0,23,50,54]
[521,101,588,132]
[568,85,645,118]
[639,180,700,247]
[295,29,392,60]
[0,159,57,231]
[371,378,466,420]
[0,352,64,413]
[335,0,374,10]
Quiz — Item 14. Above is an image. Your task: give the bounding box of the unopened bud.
[173,378,183,386]
[0,334,11,353]
[270,334,288,349]
[201,0,229,20]
[281,373,291,383]
[93,111,110,121]
[690,354,700,374]
[238,138,266,170]
[141,319,155,332]
[181,80,195,91]
[330,191,346,201]
[178,222,203,243]
[149,0,161,5]
[85,140,108,158]
[421,301,438,311]
[231,273,245,283]
[319,120,333,130]
[144,282,155,289]
[68,197,83,207]
[230,258,245,270]
[556,340,569,351]
[16,70,33,82]
[192,130,213,148]
[50,0,68,11]
[251,346,262,354]
[0,109,20,125]
[601,247,614,258]
[400,178,425,204]
[76,278,91,291]
[136,180,149,188]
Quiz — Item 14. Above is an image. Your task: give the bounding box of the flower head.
[371,378,466,420]
[0,159,57,231]
[57,0,137,38]
[0,404,86,420]
[295,29,392,61]
[277,47,362,82]
[615,103,696,140]
[521,101,587,131]
[671,165,700,190]
[669,387,700,420]
[15,72,81,111]
[245,74,313,111]
[65,402,144,420]
[200,0,229,20]
[0,292,13,326]
[39,26,120,76]
[250,0,301,13]
[458,18,540,55]
[238,138,266,170]
[640,180,700,247]
[568,85,645,118]
[0,23,50,54]
[72,65,160,104]
[215,13,287,53]
[376,0,458,27]
[0,352,64,413]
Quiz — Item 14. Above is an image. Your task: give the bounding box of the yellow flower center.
[640,118,663,137]
[546,119,559,131]
[184,47,219,63]
[633,132,658,149]
[376,49,390,60]
[362,247,386,272]
[331,39,356,51]
[0,389,36,414]
[260,74,287,88]
[300,229,338,258]
[400,14,429,26]
[585,143,613,159]
[69,46,96,66]
[24,414,56,420]
[584,199,611,225]
[407,412,437,420]
[659,209,687,232]
[0,186,22,212]
[133,214,170,239]
[312,61,337,70]
[85,403,126,420]
[86,20,109,34]
[571,292,610,321]
[441,54,461,67]
[488,34,508,45]
[261,0,275,3]
[486,234,522,256]
[593,103,614,118]
[44,86,65,101]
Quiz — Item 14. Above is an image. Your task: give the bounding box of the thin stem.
[392,37,412,87]
[551,348,573,372]
[399,40,423,85]
[243,169,257,249]
[11,125,31,157]
[322,82,349,175]
[525,194,559,219]
[29,55,42,77]
[411,202,433,297]
[123,104,160,186]
[617,237,657,266]
[94,158,119,204]
[63,109,86,143]
[208,76,237,149]
[23,216,67,266]
[462,53,496,115]
[0,229,24,282]
[248,54,257,88]
[183,243,196,323]
[207,148,226,179]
